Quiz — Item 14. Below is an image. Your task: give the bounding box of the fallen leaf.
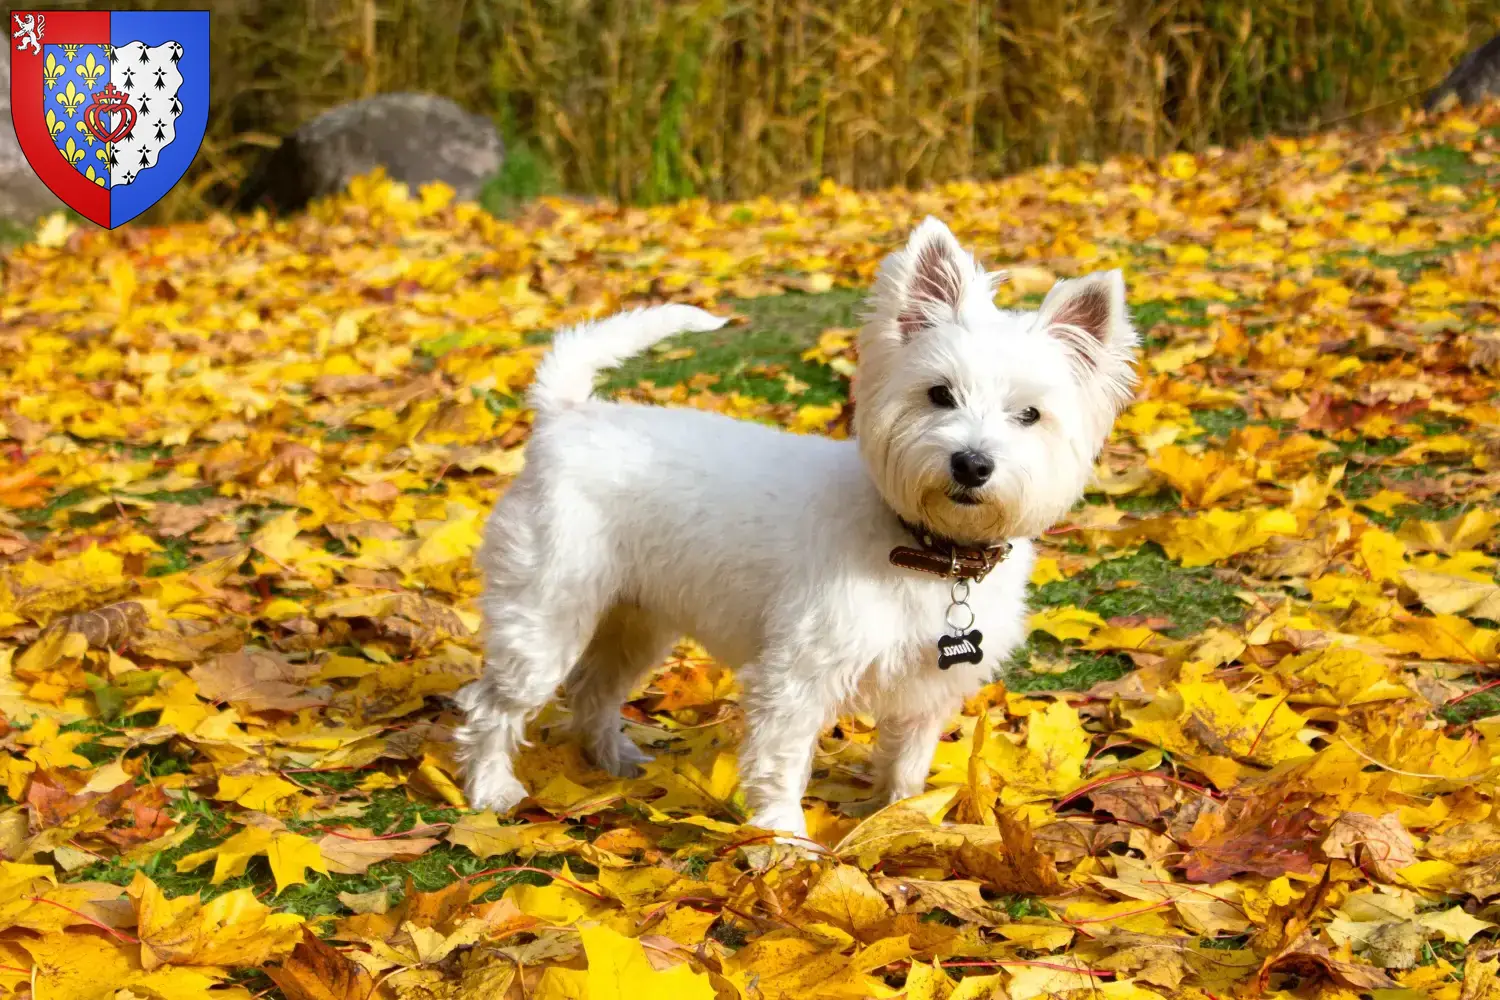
[268,930,391,1000]
[131,871,304,970]
[1322,811,1418,882]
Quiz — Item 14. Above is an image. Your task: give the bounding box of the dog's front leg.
[870,712,948,806]
[737,675,824,840]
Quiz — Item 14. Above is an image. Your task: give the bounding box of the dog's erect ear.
[872,216,988,340]
[1035,270,1140,408]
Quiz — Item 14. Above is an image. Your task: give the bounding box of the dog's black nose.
[950,450,995,488]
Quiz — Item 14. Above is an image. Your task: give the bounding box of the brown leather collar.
[889,518,1012,583]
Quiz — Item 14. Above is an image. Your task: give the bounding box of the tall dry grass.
[39,0,1500,216]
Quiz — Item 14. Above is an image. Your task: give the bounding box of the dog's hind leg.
[454,620,578,813]
[455,514,616,812]
[565,603,674,778]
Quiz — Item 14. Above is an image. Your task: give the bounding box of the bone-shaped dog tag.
[937,630,984,670]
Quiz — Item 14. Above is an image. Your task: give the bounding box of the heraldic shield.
[10,10,209,229]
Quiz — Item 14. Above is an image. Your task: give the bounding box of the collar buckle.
[889,518,1012,583]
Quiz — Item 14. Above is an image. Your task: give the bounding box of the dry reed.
[36,0,1500,218]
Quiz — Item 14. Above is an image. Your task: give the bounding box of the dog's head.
[853,217,1139,545]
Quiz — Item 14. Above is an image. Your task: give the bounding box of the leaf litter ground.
[2,105,1500,999]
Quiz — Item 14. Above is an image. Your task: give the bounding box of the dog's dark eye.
[928,385,957,409]
[1018,406,1041,426]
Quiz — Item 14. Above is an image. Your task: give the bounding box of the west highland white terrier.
[455,217,1140,837]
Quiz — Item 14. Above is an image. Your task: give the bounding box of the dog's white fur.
[455,217,1139,836]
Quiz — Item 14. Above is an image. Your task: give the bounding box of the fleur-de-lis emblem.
[61,44,82,62]
[45,109,65,141]
[85,165,105,187]
[75,119,98,147]
[60,137,85,166]
[42,54,65,91]
[76,53,106,88]
[56,82,86,118]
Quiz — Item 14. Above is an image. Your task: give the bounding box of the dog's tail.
[529,304,729,413]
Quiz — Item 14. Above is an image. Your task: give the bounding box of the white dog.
[455,217,1139,837]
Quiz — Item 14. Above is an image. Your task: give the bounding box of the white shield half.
[109,40,184,187]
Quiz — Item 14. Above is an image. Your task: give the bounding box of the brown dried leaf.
[130,618,244,662]
[189,648,327,713]
[1321,811,1418,882]
[872,876,1004,926]
[953,811,1062,896]
[267,930,392,1000]
[315,827,442,875]
[44,601,148,649]
[1181,798,1320,882]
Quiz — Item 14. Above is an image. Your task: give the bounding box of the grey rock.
[1424,33,1500,110]
[236,92,503,213]
[0,45,66,226]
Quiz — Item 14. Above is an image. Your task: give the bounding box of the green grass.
[145,537,198,577]
[1342,462,1476,528]
[357,787,464,836]
[478,112,562,217]
[1005,643,1133,694]
[1107,490,1183,516]
[0,219,32,250]
[1002,544,1247,692]
[135,485,218,505]
[1130,298,1213,350]
[1384,142,1485,191]
[1441,688,1500,728]
[1032,544,1245,638]
[600,288,864,405]
[17,487,95,526]
[60,786,568,917]
[1194,407,1250,439]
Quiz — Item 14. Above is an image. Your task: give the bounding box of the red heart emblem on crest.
[83,84,137,145]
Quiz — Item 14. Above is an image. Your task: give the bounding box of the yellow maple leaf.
[982,700,1091,804]
[250,509,305,565]
[0,754,35,800]
[266,830,328,894]
[446,813,581,859]
[1029,606,1107,642]
[1153,507,1298,568]
[505,865,610,927]
[789,403,842,435]
[1399,508,1500,553]
[534,929,714,995]
[1147,445,1254,507]
[15,931,227,1000]
[1358,526,1407,584]
[1401,567,1500,621]
[1272,647,1411,707]
[131,872,303,970]
[17,716,94,770]
[1382,613,1499,662]
[643,750,741,816]
[1124,680,1310,766]
[414,503,484,568]
[799,863,891,934]
[214,773,305,813]
[176,825,326,893]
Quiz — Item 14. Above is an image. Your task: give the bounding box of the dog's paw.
[840,796,885,819]
[463,769,528,814]
[746,807,810,842]
[584,732,654,779]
